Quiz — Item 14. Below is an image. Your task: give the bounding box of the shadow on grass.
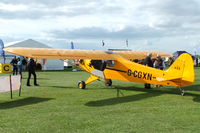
[183,84,200,91]
[85,92,161,107]
[86,85,200,107]
[0,97,54,110]
[50,86,72,89]
[22,77,49,80]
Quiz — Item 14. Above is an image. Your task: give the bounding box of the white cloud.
[0,3,28,11]
[0,0,200,54]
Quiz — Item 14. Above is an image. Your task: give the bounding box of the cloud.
[49,23,200,41]
[0,1,123,19]
[50,26,164,40]
[142,0,200,29]
[0,0,200,53]
[0,0,95,7]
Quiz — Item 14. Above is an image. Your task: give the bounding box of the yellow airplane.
[4,47,194,95]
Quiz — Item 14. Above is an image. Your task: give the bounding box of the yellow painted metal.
[85,74,100,85]
[4,47,115,60]
[79,59,94,73]
[4,47,172,60]
[105,79,110,84]
[0,63,12,73]
[79,59,100,85]
[114,50,172,59]
[4,47,194,87]
[103,53,194,87]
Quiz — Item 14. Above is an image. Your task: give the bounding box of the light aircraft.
[4,47,194,95]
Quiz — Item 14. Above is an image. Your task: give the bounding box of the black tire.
[78,81,86,89]
[105,79,112,86]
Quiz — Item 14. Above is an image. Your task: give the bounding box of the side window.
[107,60,115,67]
[91,60,107,71]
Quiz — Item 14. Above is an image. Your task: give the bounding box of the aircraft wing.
[4,47,172,60]
[4,47,116,60]
[114,50,172,59]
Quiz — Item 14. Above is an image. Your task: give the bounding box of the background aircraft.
[4,47,194,95]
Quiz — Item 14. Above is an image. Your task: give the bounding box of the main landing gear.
[78,76,112,89]
[179,87,185,96]
[105,79,112,86]
[78,81,86,89]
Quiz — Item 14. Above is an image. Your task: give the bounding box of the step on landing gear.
[78,81,86,89]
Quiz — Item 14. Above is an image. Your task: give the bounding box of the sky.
[0,0,200,54]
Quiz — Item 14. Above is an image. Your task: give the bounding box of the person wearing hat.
[143,53,153,89]
[154,54,164,70]
[154,54,164,87]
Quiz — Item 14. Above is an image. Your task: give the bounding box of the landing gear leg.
[78,74,99,89]
[105,79,112,86]
[179,87,185,96]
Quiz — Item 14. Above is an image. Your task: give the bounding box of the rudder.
[166,53,194,87]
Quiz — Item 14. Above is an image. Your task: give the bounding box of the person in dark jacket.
[10,56,18,75]
[154,55,164,88]
[27,58,39,86]
[22,57,27,70]
[154,55,164,70]
[169,57,174,66]
[143,53,153,89]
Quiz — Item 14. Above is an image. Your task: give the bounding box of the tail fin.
[166,53,194,87]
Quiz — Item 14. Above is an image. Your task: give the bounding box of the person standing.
[27,58,39,86]
[154,55,164,70]
[10,56,18,75]
[17,57,22,76]
[22,57,28,70]
[196,58,198,67]
[143,53,153,89]
[154,55,164,87]
[169,57,174,66]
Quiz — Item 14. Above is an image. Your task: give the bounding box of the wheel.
[78,81,86,89]
[105,79,112,86]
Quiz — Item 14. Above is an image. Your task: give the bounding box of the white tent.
[3,39,64,70]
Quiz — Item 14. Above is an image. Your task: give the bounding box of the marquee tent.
[2,39,64,70]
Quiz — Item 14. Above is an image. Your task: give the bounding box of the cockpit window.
[91,60,106,71]
[91,60,115,71]
[107,60,115,67]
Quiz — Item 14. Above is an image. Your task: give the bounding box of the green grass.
[0,68,200,133]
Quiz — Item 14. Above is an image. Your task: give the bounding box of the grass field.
[0,67,200,133]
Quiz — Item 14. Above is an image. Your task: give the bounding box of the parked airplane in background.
[4,47,194,95]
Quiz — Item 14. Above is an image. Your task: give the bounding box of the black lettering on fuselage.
[128,69,132,76]
[143,72,147,79]
[133,70,137,77]
[147,73,152,80]
[138,71,142,78]
[127,69,152,81]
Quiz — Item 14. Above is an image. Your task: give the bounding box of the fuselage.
[79,52,194,88]
[79,59,178,87]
